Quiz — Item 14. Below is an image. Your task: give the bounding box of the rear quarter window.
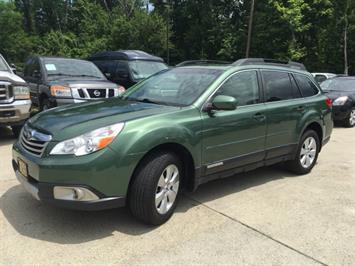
[294,74,319,97]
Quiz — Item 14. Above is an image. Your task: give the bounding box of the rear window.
[320,78,355,92]
[314,75,327,84]
[294,74,319,97]
[262,71,294,102]
[128,61,168,80]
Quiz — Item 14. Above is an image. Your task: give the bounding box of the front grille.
[0,82,12,103]
[20,125,51,157]
[76,88,115,99]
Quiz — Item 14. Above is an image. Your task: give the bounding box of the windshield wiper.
[48,73,100,78]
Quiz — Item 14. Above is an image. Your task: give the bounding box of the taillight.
[326,97,332,108]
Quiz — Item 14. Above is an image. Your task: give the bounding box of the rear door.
[201,70,267,175]
[261,70,305,159]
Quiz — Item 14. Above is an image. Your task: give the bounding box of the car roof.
[178,64,310,75]
[233,58,307,71]
[88,50,165,62]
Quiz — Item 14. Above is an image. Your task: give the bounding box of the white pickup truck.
[0,54,31,136]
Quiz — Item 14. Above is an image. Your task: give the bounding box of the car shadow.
[0,164,295,244]
[0,127,17,147]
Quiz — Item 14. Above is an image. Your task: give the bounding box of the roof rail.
[232,58,307,71]
[176,60,232,67]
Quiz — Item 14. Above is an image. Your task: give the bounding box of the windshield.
[123,67,222,106]
[43,58,105,79]
[0,56,10,72]
[129,61,168,80]
[321,78,355,92]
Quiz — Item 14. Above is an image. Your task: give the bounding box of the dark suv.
[89,50,168,89]
[23,56,125,110]
[13,59,333,225]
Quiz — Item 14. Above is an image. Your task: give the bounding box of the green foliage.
[0,0,355,74]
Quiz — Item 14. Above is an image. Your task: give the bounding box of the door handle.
[295,106,305,112]
[253,113,266,122]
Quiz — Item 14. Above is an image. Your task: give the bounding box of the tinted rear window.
[294,74,319,97]
[320,78,355,92]
[262,71,294,102]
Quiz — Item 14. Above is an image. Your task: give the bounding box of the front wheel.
[128,152,182,225]
[286,130,320,175]
[344,108,355,128]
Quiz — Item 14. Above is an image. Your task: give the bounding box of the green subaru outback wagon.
[12,59,333,225]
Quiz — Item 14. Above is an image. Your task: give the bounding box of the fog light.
[53,186,99,201]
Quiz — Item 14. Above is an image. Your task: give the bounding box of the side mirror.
[33,70,41,80]
[10,63,17,74]
[104,72,111,78]
[211,95,237,111]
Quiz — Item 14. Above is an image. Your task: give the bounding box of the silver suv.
[0,54,31,136]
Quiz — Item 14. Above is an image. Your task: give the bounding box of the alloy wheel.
[349,110,355,126]
[155,164,180,215]
[300,136,317,169]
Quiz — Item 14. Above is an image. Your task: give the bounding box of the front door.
[201,70,267,175]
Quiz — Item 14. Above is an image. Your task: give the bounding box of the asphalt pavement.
[1,126,355,265]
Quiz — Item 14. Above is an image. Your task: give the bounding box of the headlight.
[50,85,72,97]
[50,123,125,156]
[115,86,126,96]
[333,96,349,106]
[13,86,30,100]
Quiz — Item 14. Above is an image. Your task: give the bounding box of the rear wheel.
[344,108,355,128]
[128,151,182,225]
[286,130,320,175]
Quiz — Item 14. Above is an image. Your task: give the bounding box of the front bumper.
[13,160,126,211]
[0,99,31,125]
[12,140,134,211]
[332,105,352,121]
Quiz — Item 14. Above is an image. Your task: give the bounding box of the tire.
[40,98,51,111]
[344,108,355,128]
[128,151,182,225]
[286,130,320,175]
[11,125,22,138]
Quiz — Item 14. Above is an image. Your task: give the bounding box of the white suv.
[0,54,31,136]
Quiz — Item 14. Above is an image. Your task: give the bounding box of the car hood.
[324,90,355,100]
[47,78,117,88]
[27,98,178,141]
[0,70,26,84]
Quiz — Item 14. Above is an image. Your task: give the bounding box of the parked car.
[0,54,31,136]
[89,50,168,89]
[312,73,337,84]
[13,59,333,225]
[320,76,355,127]
[23,56,125,110]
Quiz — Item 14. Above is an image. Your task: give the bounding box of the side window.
[116,61,129,77]
[294,74,319,97]
[32,60,40,78]
[24,58,34,77]
[290,74,302,99]
[262,71,294,102]
[215,71,260,106]
[93,60,116,76]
